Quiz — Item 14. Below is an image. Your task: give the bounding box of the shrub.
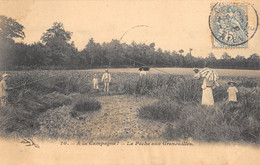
[0,105,40,138]
[52,75,91,94]
[239,78,259,88]
[0,72,75,138]
[72,97,101,112]
[167,77,201,102]
[138,85,260,143]
[39,91,72,108]
[138,100,183,122]
[124,75,202,102]
[162,101,260,143]
[213,85,228,102]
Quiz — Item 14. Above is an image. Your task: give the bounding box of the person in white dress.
[193,68,218,106]
[92,74,99,91]
[201,78,215,106]
[227,81,238,102]
[0,74,11,107]
[101,69,111,93]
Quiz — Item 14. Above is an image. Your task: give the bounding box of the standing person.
[201,78,215,106]
[139,68,147,77]
[92,74,99,91]
[101,69,111,93]
[193,68,219,106]
[227,81,238,102]
[193,68,200,74]
[0,73,11,107]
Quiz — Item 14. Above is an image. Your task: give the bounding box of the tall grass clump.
[137,76,260,143]
[138,100,183,122]
[72,97,101,112]
[0,105,40,138]
[0,73,76,138]
[162,90,260,143]
[53,75,91,94]
[123,75,202,102]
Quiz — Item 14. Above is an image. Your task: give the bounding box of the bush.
[72,97,101,112]
[0,72,75,138]
[123,75,202,102]
[54,75,91,94]
[138,100,183,122]
[162,100,260,143]
[0,105,40,138]
[138,86,260,143]
[167,77,201,102]
[239,78,259,88]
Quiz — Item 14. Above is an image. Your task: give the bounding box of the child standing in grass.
[0,74,11,107]
[227,81,238,102]
[92,74,99,91]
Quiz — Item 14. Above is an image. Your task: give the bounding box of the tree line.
[0,15,259,70]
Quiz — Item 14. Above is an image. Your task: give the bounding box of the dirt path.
[36,95,168,141]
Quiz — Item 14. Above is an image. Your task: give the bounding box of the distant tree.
[83,38,102,66]
[232,55,246,69]
[40,22,75,66]
[0,15,25,70]
[155,48,165,66]
[149,43,156,65]
[248,53,260,60]
[207,52,216,60]
[205,52,217,67]
[235,55,246,60]
[189,48,193,55]
[179,49,184,56]
[184,52,195,67]
[41,22,71,44]
[221,52,232,60]
[247,53,260,69]
[0,15,25,41]
[102,39,124,67]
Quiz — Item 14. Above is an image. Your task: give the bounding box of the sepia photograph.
[0,0,259,164]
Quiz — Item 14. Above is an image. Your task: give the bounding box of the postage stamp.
[209,3,258,48]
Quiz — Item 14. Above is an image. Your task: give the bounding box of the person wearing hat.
[139,67,147,77]
[101,69,111,93]
[227,81,238,102]
[0,73,11,107]
[193,68,200,74]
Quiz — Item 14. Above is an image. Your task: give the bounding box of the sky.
[0,0,259,58]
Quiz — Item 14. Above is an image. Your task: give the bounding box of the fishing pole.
[121,56,172,75]
[10,73,62,90]
[120,25,150,41]
[119,25,173,75]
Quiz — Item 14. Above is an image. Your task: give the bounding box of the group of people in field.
[200,75,238,106]
[0,68,239,107]
[92,68,147,93]
[92,69,111,93]
[193,68,238,106]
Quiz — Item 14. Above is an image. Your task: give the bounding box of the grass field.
[0,69,259,143]
[88,68,260,77]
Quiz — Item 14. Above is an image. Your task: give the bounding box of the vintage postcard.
[0,0,259,164]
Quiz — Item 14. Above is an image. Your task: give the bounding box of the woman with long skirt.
[201,78,214,106]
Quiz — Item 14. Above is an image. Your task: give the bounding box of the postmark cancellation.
[209,2,258,48]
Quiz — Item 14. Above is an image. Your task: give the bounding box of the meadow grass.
[0,72,99,138]
[0,70,259,143]
[136,75,260,143]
